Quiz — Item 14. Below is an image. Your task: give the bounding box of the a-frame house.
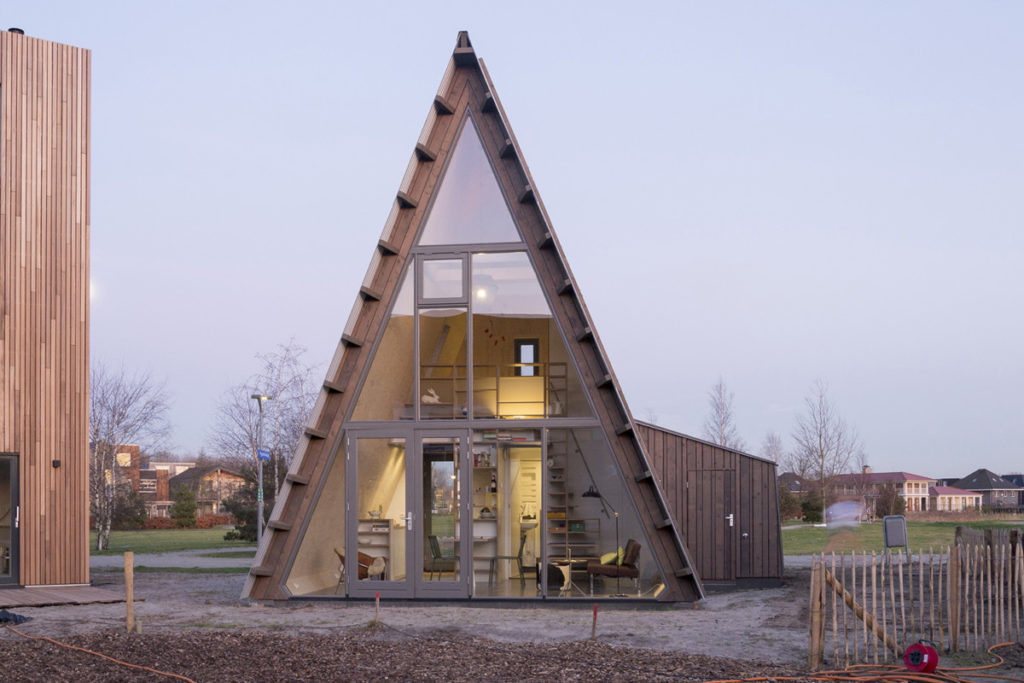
[244,32,704,602]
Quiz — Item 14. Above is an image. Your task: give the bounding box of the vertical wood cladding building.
[0,29,90,587]
[638,423,783,587]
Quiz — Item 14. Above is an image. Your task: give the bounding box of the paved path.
[90,547,256,570]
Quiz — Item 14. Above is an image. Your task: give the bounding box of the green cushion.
[600,547,624,566]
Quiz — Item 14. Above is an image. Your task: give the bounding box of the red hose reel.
[903,641,939,673]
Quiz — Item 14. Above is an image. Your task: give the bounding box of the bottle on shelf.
[489,473,497,493]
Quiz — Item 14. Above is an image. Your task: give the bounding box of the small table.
[550,556,594,596]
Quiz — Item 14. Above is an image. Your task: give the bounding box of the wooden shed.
[0,29,91,588]
[637,422,783,588]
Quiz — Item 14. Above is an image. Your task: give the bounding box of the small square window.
[514,338,539,377]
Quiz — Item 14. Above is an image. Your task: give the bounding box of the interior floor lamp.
[582,484,623,596]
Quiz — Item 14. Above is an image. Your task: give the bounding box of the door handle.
[726,513,734,527]
[14,505,18,529]
[400,512,413,532]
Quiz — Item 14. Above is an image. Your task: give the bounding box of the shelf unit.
[471,442,499,585]
[545,432,599,564]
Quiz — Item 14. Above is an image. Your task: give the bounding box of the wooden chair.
[427,535,457,580]
[489,532,527,587]
[334,547,387,593]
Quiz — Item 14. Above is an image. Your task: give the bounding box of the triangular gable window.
[419,117,520,245]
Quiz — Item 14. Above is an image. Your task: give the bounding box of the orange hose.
[4,625,197,682]
[703,642,1020,683]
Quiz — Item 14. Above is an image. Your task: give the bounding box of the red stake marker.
[591,604,598,640]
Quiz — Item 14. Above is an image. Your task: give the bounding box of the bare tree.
[760,431,785,463]
[209,341,319,496]
[89,364,170,550]
[702,377,745,450]
[788,380,864,520]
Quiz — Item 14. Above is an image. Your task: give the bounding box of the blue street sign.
[257,448,271,461]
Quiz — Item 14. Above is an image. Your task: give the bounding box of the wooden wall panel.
[0,30,90,586]
[638,423,783,583]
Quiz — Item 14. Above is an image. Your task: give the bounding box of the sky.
[11,2,1023,477]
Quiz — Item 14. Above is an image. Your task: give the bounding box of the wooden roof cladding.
[244,32,702,602]
[0,30,91,587]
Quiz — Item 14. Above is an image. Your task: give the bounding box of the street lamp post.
[251,394,272,546]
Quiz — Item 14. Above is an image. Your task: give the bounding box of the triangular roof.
[243,32,702,602]
[952,468,1023,492]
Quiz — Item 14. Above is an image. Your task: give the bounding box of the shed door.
[686,469,735,582]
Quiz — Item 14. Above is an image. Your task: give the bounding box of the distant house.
[778,472,813,495]
[832,469,937,515]
[928,486,982,512]
[1003,474,1024,509]
[952,469,1023,512]
[116,445,195,518]
[168,466,246,516]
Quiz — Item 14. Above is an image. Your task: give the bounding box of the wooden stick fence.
[808,542,1023,670]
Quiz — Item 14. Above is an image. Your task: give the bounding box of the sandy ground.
[4,551,813,667]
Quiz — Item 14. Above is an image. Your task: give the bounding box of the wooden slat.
[433,94,454,115]
[267,520,292,531]
[304,427,328,440]
[285,473,310,486]
[499,138,515,159]
[396,191,418,209]
[322,379,345,394]
[377,239,400,255]
[414,142,437,162]
[359,285,382,302]
[341,333,362,348]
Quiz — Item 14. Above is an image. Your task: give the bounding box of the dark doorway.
[0,453,18,586]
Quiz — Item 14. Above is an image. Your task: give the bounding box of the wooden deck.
[0,585,124,609]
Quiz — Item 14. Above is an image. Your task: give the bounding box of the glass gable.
[351,267,414,421]
[472,252,590,419]
[419,117,521,246]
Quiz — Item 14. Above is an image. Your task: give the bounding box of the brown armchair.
[586,539,641,596]
[334,548,387,593]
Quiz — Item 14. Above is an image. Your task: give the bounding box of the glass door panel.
[471,431,541,598]
[347,436,412,598]
[0,454,17,585]
[417,435,468,597]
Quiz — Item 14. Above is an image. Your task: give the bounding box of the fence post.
[949,545,959,651]
[124,551,135,633]
[809,558,823,670]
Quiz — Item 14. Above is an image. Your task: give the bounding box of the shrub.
[778,486,803,521]
[168,487,198,528]
[142,516,176,529]
[801,496,823,524]
[112,486,148,530]
[195,514,236,529]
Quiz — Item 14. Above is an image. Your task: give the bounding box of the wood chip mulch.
[0,628,813,682]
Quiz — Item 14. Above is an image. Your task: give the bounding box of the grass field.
[89,528,255,556]
[782,519,1024,555]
